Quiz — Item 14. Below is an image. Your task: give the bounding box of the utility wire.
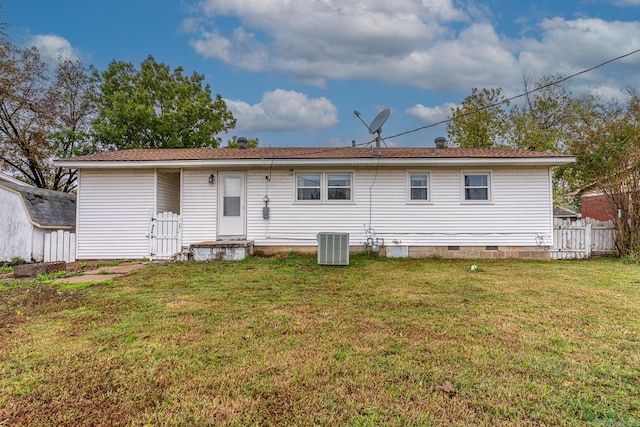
[383,48,640,141]
[265,47,640,159]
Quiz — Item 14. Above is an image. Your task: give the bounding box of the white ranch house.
[55,146,575,261]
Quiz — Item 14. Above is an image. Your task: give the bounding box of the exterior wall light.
[208,174,215,184]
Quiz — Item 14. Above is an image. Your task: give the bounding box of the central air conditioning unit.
[317,232,349,265]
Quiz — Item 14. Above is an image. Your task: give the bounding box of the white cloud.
[611,0,640,5]
[186,0,640,94]
[186,0,480,89]
[407,102,457,124]
[225,89,338,132]
[27,34,79,65]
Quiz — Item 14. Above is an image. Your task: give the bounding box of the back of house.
[55,146,574,261]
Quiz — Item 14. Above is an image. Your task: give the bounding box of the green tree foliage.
[93,55,236,150]
[226,136,259,148]
[447,75,601,206]
[508,74,583,152]
[569,89,640,257]
[447,87,510,148]
[0,39,95,191]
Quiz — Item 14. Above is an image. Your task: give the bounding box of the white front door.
[218,171,246,238]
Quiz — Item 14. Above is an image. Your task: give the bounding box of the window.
[409,173,429,201]
[295,172,353,202]
[297,174,321,200]
[327,174,351,200]
[463,173,490,201]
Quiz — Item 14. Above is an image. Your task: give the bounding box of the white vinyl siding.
[246,166,552,248]
[76,169,155,259]
[73,165,554,258]
[157,171,180,214]
[181,169,217,246]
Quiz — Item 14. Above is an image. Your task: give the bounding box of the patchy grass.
[0,254,638,426]
[0,266,12,274]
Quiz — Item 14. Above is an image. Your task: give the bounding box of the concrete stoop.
[179,240,254,262]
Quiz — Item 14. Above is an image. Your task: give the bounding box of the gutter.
[55,156,576,169]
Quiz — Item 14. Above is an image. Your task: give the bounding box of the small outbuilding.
[0,174,76,262]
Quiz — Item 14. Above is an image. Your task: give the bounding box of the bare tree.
[0,41,96,191]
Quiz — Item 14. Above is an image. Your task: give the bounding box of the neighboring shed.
[553,206,581,221]
[0,178,76,262]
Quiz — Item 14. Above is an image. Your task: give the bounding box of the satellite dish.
[368,108,390,135]
[353,108,391,156]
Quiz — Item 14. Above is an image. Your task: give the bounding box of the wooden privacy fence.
[44,230,77,262]
[551,218,615,260]
[150,212,182,260]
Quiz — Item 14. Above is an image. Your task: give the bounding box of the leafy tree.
[447,87,510,148]
[93,55,236,150]
[0,40,96,191]
[447,76,601,207]
[508,74,579,152]
[226,136,259,148]
[569,89,640,258]
[508,75,601,205]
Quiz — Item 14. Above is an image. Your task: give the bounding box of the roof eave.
[55,156,576,169]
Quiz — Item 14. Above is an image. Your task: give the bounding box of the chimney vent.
[434,137,446,149]
[237,137,248,149]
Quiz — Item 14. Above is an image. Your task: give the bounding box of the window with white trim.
[327,173,351,200]
[463,172,490,201]
[297,174,321,200]
[295,172,353,202]
[408,172,430,202]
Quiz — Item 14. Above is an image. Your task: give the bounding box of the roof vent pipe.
[434,137,446,149]
[237,137,248,149]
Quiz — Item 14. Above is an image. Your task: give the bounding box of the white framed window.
[407,172,430,202]
[327,173,352,201]
[296,174,321,201]
[295,172,353,202]
[462,172,491,202]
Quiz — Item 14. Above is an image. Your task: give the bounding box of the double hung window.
[463,172,490,201]
[295,172,353,202]
[409,173,430,201]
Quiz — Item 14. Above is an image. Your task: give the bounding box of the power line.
[383,47,640,142]
[268,47,640,159]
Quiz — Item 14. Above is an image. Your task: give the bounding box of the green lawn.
[1,254,639,426]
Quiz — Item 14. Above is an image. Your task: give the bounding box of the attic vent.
[317,232,349,266]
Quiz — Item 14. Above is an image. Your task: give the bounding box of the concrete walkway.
[54,262,150,284]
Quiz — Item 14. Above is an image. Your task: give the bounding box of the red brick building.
[580,190,615,221]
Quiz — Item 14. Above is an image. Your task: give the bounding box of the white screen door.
[218,172,246,238]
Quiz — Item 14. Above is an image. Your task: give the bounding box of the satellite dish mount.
[354,108,390,156]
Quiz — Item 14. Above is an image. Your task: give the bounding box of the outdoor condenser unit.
[317,232,349,266]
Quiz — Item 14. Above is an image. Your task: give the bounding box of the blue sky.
[3,0,640,148]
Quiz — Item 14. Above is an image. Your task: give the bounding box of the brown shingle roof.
[61,147,573,162]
